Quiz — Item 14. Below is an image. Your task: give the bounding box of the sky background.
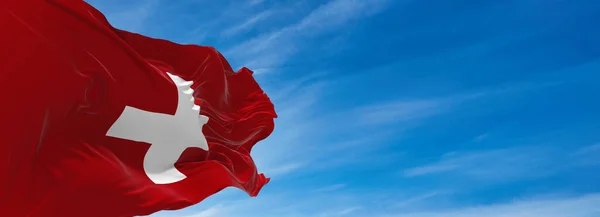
[85,0,600,216]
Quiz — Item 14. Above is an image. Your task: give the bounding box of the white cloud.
[404,164,460,177]
[314,184,347,193]
[225,0,392,72]
[403,147,562,180]
[472,133,490,142]
[253,76,568,182]
[392,194,600,217]
[294,0,390,33]
[221,10,274,37]
[263,162,307,177]
[250,78,327,175]
[395,191,450,209]
[355,99,447,126]
[183,205,222,217]
[249,0,265,6]
[576,143,600,154]
[168,192,600,217]
[403,142,600,182]
[352,80,565,127]
[571,143,600,166]
[148,205,224,217]
[331,207,362,216]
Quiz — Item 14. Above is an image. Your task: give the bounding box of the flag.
[0,0,276,216]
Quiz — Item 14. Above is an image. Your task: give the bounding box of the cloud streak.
[253,74,568,181]
[403,147,559,179]
[221,10,274,37]
[176,192,600,217]
[403,143,600,180]
[183,205,222,217]
[224,0,392,72]
[392,193,600,217]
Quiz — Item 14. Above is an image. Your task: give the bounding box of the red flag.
[0,0,276,216]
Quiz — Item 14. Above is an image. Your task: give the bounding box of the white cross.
[106,73,209,184]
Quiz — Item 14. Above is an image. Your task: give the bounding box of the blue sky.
[85,0,600,216]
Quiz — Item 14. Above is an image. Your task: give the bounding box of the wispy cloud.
[403,143,600,180]
[225,0,392,72]
[254,74,566,180]
[144,204,223,217]
[392,193,600,217]
[183,205,222,217]
[168,192,600,217]
[221,10,274,37]
[404,163,460,178]
[294,0,390,33]
[250,76,328,176]
[329,206,362,217]
[355,99,448,126]
[576,143,600,154]
[472,133,490,142]
[351,80,561,126]
[249,0,265,6]
[263,162,307,177]
[571,143,600,166]
[395,191,451,209]
[314,184,347,193]
[403,147,561,179]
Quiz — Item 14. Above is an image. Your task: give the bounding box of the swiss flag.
[0,0,276,217]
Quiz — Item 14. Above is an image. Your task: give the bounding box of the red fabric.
[0,0,276,216]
